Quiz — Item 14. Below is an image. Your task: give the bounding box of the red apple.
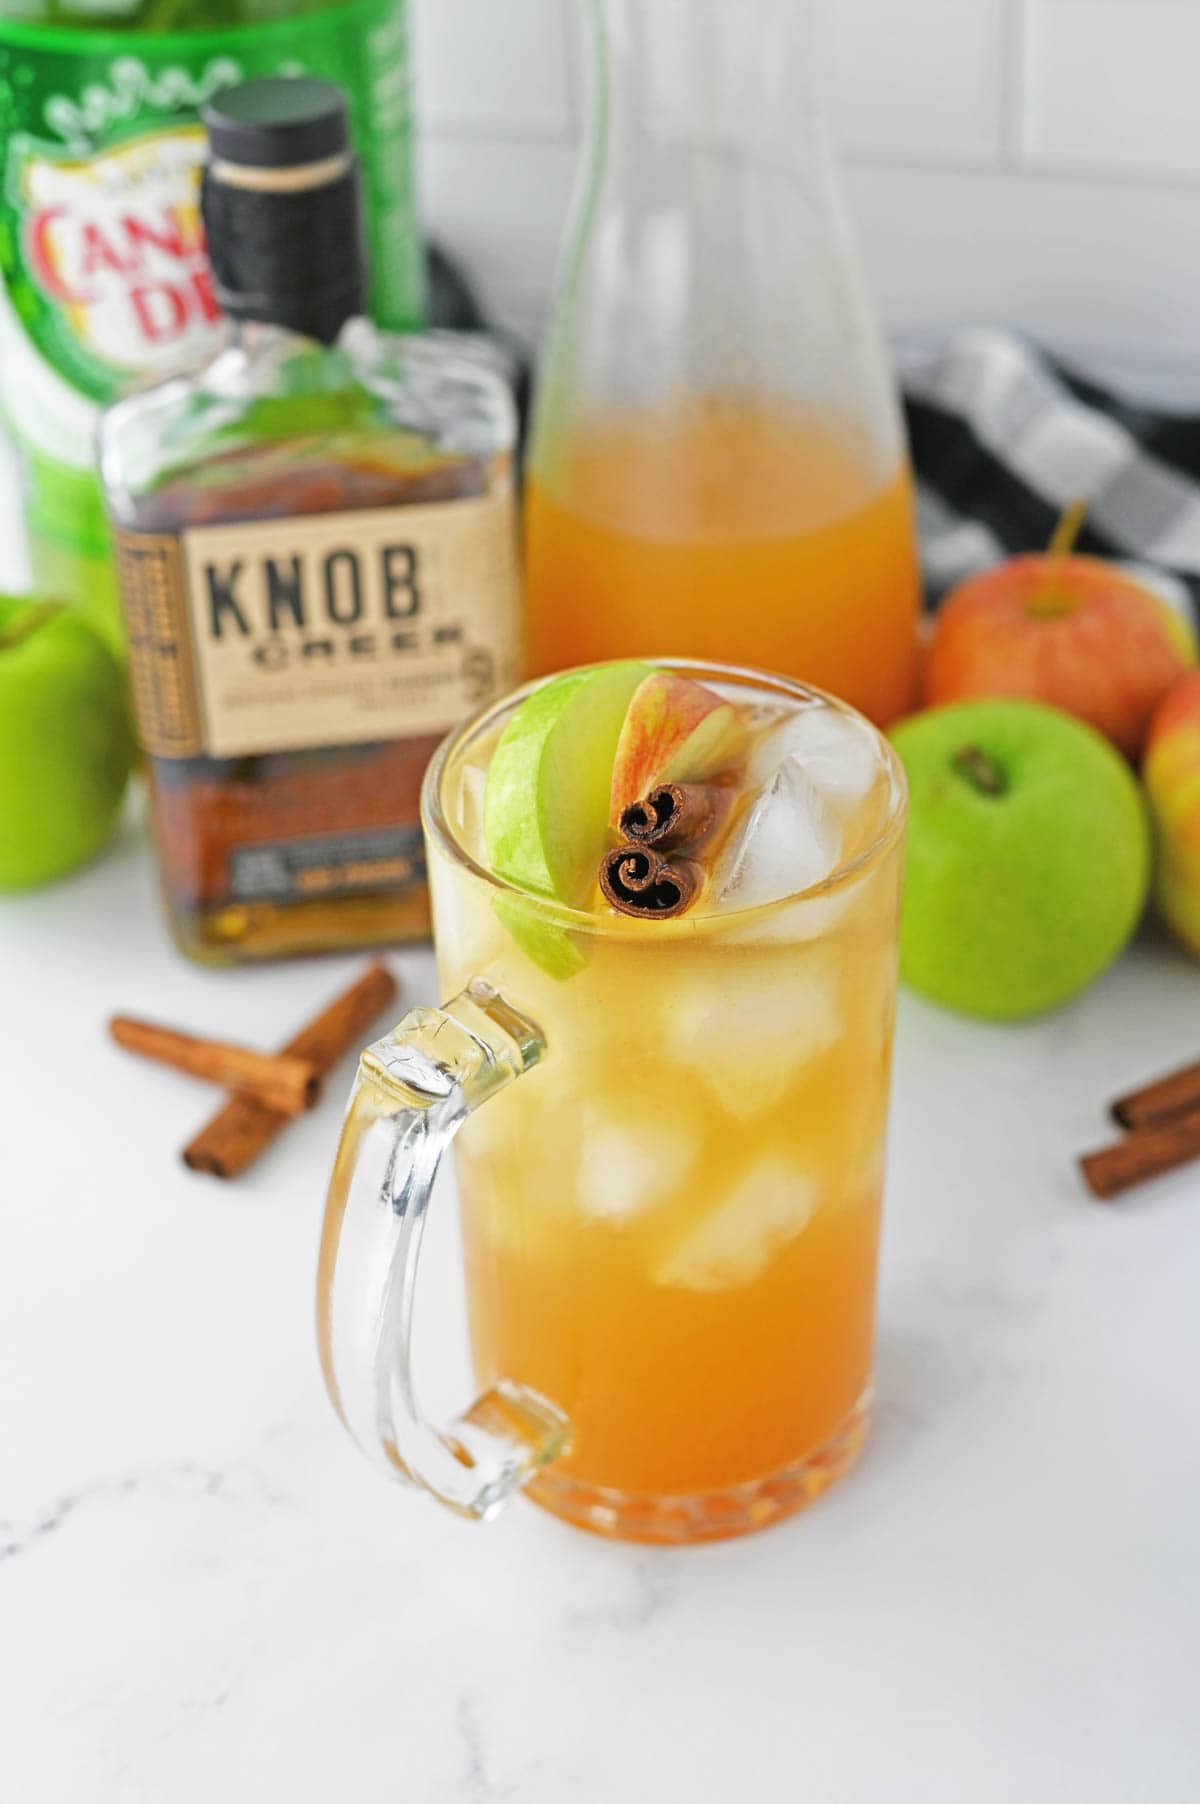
[925,512,1196,760]
[610,672,747,819]
[1144,672,1200,958]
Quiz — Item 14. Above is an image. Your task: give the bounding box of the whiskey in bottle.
[99,78,520,964]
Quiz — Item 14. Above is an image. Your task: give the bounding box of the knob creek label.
[114,492,522,759]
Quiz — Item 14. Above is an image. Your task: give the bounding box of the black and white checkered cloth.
[900,330,1200,633]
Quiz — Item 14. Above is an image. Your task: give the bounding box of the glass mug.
[317,664,907,1543]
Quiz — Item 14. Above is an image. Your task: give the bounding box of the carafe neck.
[588,0,820,160]
[533,0,903,487]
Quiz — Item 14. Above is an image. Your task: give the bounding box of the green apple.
[0,596,135,889]
[891,699,1151,1020]
[485,661,650,904]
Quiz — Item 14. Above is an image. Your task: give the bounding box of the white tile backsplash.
[829,0,1008,160]
[411,0,574,137]
[412,0,1200,363]
[420,136,578,330]
[1024,0,1200,177]
[845,163,1200,371]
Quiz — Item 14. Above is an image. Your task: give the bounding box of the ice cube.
[655,1156,819,1292]
[664,955,842,1120]
[719,885,856,949]
[750,705,880,807]
[460,1081,696,1234]
[576,1108,696,1221]
[710,756,842,913]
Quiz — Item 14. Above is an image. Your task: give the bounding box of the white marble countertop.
[2,801,1199,1803]
[3,421,1200,1798]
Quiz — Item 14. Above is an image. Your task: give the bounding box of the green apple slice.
[485,661,650,902]
[492,892,588,980]
[484,661,650,973]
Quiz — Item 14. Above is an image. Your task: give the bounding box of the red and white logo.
[21,126,221,373]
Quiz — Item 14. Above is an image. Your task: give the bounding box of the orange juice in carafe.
[525,400,920,726]
[525,0,921,725]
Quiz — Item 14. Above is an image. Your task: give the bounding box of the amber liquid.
[433,692,904,1538]
[525,401,921,726]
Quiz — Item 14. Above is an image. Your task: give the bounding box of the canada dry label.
[0,2,422,411]
[114,492,522,760]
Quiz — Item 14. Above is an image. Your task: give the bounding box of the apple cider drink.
[421,663,907,1540]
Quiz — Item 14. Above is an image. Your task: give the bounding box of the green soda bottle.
[0,0,424,653]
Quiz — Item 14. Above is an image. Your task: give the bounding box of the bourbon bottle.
[99,78,520,964]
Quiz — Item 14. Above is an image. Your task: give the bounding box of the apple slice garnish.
[609,672,748,821]
[482,662,650,973]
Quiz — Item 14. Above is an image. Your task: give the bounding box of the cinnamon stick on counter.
[1111,1057,1200,1131]
[1080,1104,1200,1202]
[184,962,399,1181]
[111,1017,318,1117]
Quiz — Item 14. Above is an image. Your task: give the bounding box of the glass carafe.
[524,0,921,726]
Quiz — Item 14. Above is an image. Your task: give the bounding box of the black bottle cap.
[204,77,350,169]
[200,78,367,344]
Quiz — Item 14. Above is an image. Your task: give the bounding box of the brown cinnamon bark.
[1080,1105,1200,1201]
[619,782,729,853]
[183,962,399,1179]
[600,779,737,920]
[111,1017,318,1116]
[1111,1058,1200,1131]
[598,845,702,919]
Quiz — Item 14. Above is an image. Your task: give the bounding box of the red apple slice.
[610,672,748,820]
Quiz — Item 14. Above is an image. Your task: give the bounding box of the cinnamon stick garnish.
[183,962,399,1180]
[601,780,732,919]
[619,782,729,853]
[598,844,701,919]
[1080,1104,1200,1202]
[111,1017,318,1116]
[1111,1057,1200,1131]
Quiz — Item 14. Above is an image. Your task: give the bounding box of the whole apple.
[0,596,134,889]
[1144,672,1200,957]
[892,699,1151,1020]
[925,552,1196,760]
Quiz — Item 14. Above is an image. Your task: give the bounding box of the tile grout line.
[414,116,580,149]
[559,0,585,142]
[416,121,1200,194]
[841,142,1200,195]
[998,0,1030,170]
[417,118,1200,194]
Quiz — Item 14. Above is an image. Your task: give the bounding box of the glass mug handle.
[316,980,570,1520]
